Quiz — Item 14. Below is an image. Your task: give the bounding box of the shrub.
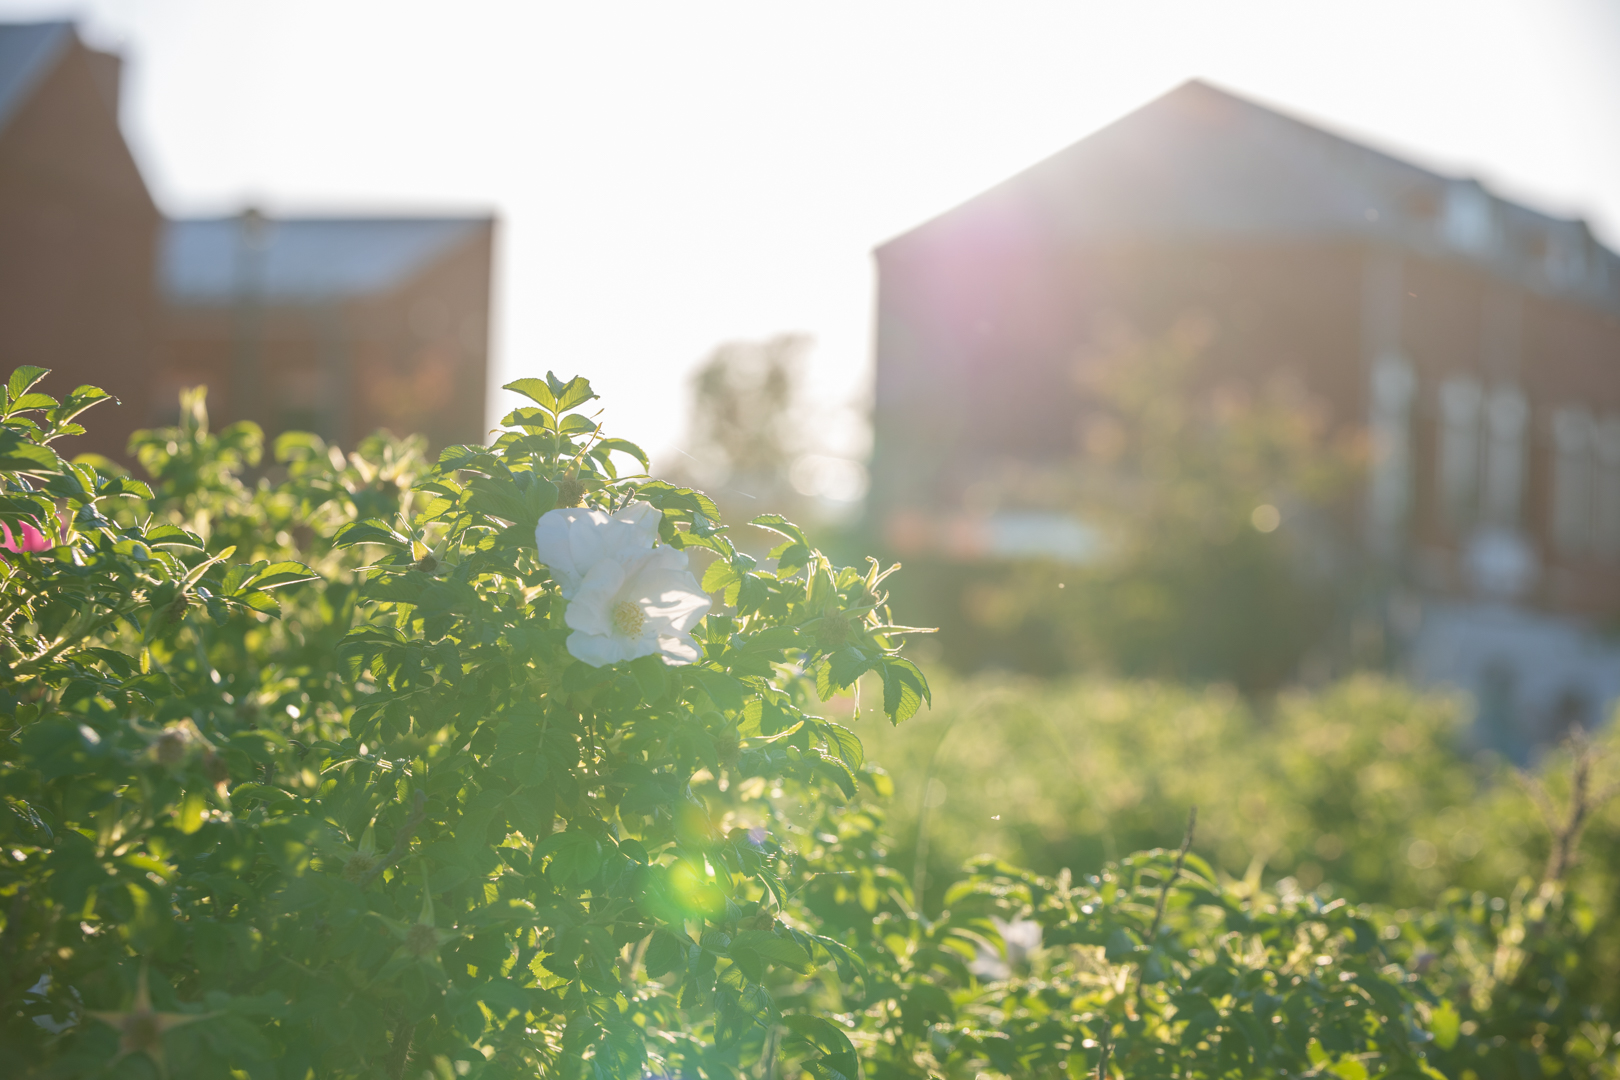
[2,365,1613,1078]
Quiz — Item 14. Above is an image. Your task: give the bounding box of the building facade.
[872,81,1620,741]
[0,22,162,460]
[158,214,494,451]
[0,21,495,458]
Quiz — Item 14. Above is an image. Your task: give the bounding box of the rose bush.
[2,365,1613,1078]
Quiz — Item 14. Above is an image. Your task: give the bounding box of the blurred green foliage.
[887,322,1362,691]
[854,671,1620,1036]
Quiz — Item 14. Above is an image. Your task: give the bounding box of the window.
[1443,182,1495,254]
[1550,407,1592,557]
[1438,376,1482,529]
[1482,385,1527,528]
[1594,416,1620,562]
[1367,352,1414,553]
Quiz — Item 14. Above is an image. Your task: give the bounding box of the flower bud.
[202,749,230,787]
[555,478,586,509]
[342,851,380,884]
[153,728,191,767]
[815,617,851,649]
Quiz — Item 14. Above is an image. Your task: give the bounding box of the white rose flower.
[563,545,711,666]
[534,500,660,599]
[534,500,712,667]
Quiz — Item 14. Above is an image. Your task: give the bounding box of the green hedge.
[1,366,1614,1078]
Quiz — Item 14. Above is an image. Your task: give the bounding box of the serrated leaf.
[237,591,283,617]
[701,559,739,593]
[819,756,858,799]
[750,513,808,546]
[7,366,49,403]
[0,431,62,473]
[503,378,557,411]
[558,413,597,435]
[244,561,320,590]
[595,438,648,469]
[549,374,596,412]
[145,524,206,548]
[334,520,409,548]
[880,657,930,724]
[9,393,57,413]
[820,722,864,771]
[730,930,812,971]
[501,406,556,431]
[50,385,113,425]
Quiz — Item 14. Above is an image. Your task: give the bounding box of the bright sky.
[5,0,1618,465]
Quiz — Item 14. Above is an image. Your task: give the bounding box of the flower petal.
[535,508,612,597]
[627,562,712,633]
[654,633,704,665]
[565,559,626,636]
[568,630,653,667]
[610,501,662,551]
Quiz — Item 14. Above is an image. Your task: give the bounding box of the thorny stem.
[359,790,429,889]
[1148,807,1198,944]
[1529,732,1617,887]
[1509,735,1617,992]
[383,1018,416,1080]
[1131,806,1197,1018]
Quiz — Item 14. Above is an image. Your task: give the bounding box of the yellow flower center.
[612,600,646,637]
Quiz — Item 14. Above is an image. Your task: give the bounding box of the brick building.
[0,21,494,458]
[159,214,493,451]
[872,80,1620,739]
[0,21,161,459]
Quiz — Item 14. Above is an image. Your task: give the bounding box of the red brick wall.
[0,41,160,459]
[155,223,494,453]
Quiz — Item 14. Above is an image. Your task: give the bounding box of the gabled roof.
[0,21,73,135]
[161,215,491,304]
[883,80,1620,312]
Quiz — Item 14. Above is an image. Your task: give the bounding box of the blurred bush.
[853,671,1620,1012]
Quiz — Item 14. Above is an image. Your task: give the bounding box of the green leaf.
[9,392,57,413]
[730,929,812,971]
[548,373,596,412]
[782,1015,859,1080]
[557,413,597,436]
[880,657,931,724]
[501,406,556,431]
[1429,999,1460,1051]
[701,559,740,593]
[503,378,557,411]
[467,475,536,527]
[333,520,410,548]
[51,385,113,425]
[595,438,649,469]
[628,654,669,703]
[820,722,864,771]
[243,561,321,591]
[145,524,206,548]
[178,791,207,834]
[750,513,808,546]
[7,365,49,404]
[818,756,858,799]
[236,591,283,617]
[0,430,63,473]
